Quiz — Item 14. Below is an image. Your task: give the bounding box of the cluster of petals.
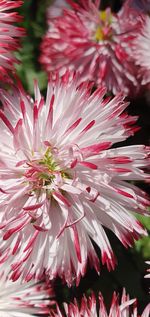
[0,73,149,286]
[145,261,150,278]
[48,0,70,18]
[125,0,150,12]
[40,0,142,95]
[0,0,24,83]
[145,261,150,292]
[52,290,150,317]
[129,13,150,86]
[0,269,53,316]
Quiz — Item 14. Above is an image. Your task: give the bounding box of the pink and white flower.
[0,0,24,82]
[40,0,141,95]
[0,270,53,316]
[0,73,149,286]
[130,15,150,85]
[145,261,150,278]
[145,261,150,292]
[53,290,150,317]
[124,0,150,12]
[47,0,70,18]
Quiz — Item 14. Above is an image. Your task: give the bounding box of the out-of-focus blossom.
[47,0,70,18]
[130,15,150,85]
[145,261,150,292]
[145,261,150,278]
[0,270,54,316]
[0,0,24,83]
[124,0,150,13]
[52,290,150,317]
[0,73,149,286]
[40,0,141,95]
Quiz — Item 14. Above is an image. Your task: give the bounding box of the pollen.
[39,147,58,171]
[100,10,111,23]
[95,26,105,41]
[94,10,112,42]
[24,147,70,198]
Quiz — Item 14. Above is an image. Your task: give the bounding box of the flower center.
[94,10,112,42]
[24,148,68,198]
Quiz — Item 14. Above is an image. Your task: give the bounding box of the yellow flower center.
[95,10,112,42]
[24,147,70,199]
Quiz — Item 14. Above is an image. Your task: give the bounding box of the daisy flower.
[47,0,70,18]
[0,0,24,82]
[40,0,141,95]
[0,269,54,316]
[124,0,150,13]
[130,15,150,85]
[0,73,149,286]
[52,290,150,317]
[145,261,150,278]
[145,261,150,292]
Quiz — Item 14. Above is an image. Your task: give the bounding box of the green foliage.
[135,215,150,258]
[16,0,52,94]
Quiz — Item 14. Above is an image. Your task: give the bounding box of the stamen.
[23,147,71,201]
[94,10,113,42]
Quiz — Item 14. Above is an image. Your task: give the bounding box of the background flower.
[0,0,25,83]
[0,269,54,316]
[40,0,141,95]
[130,15,150,86]
[47,0,70,18]
[124,0,150,12]
[145,261,150,278]
[50,290,150,317]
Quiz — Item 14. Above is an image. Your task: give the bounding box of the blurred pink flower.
[40,0,141,95]
[0,73,149,286]
[145,261,150,278]
[145,261,150,293]
[47,0,70,18]
[52,290,150,317]
[0,0,24,82]
[0,269,53,316]
[131,15,150,85]
[124,0,150,12]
